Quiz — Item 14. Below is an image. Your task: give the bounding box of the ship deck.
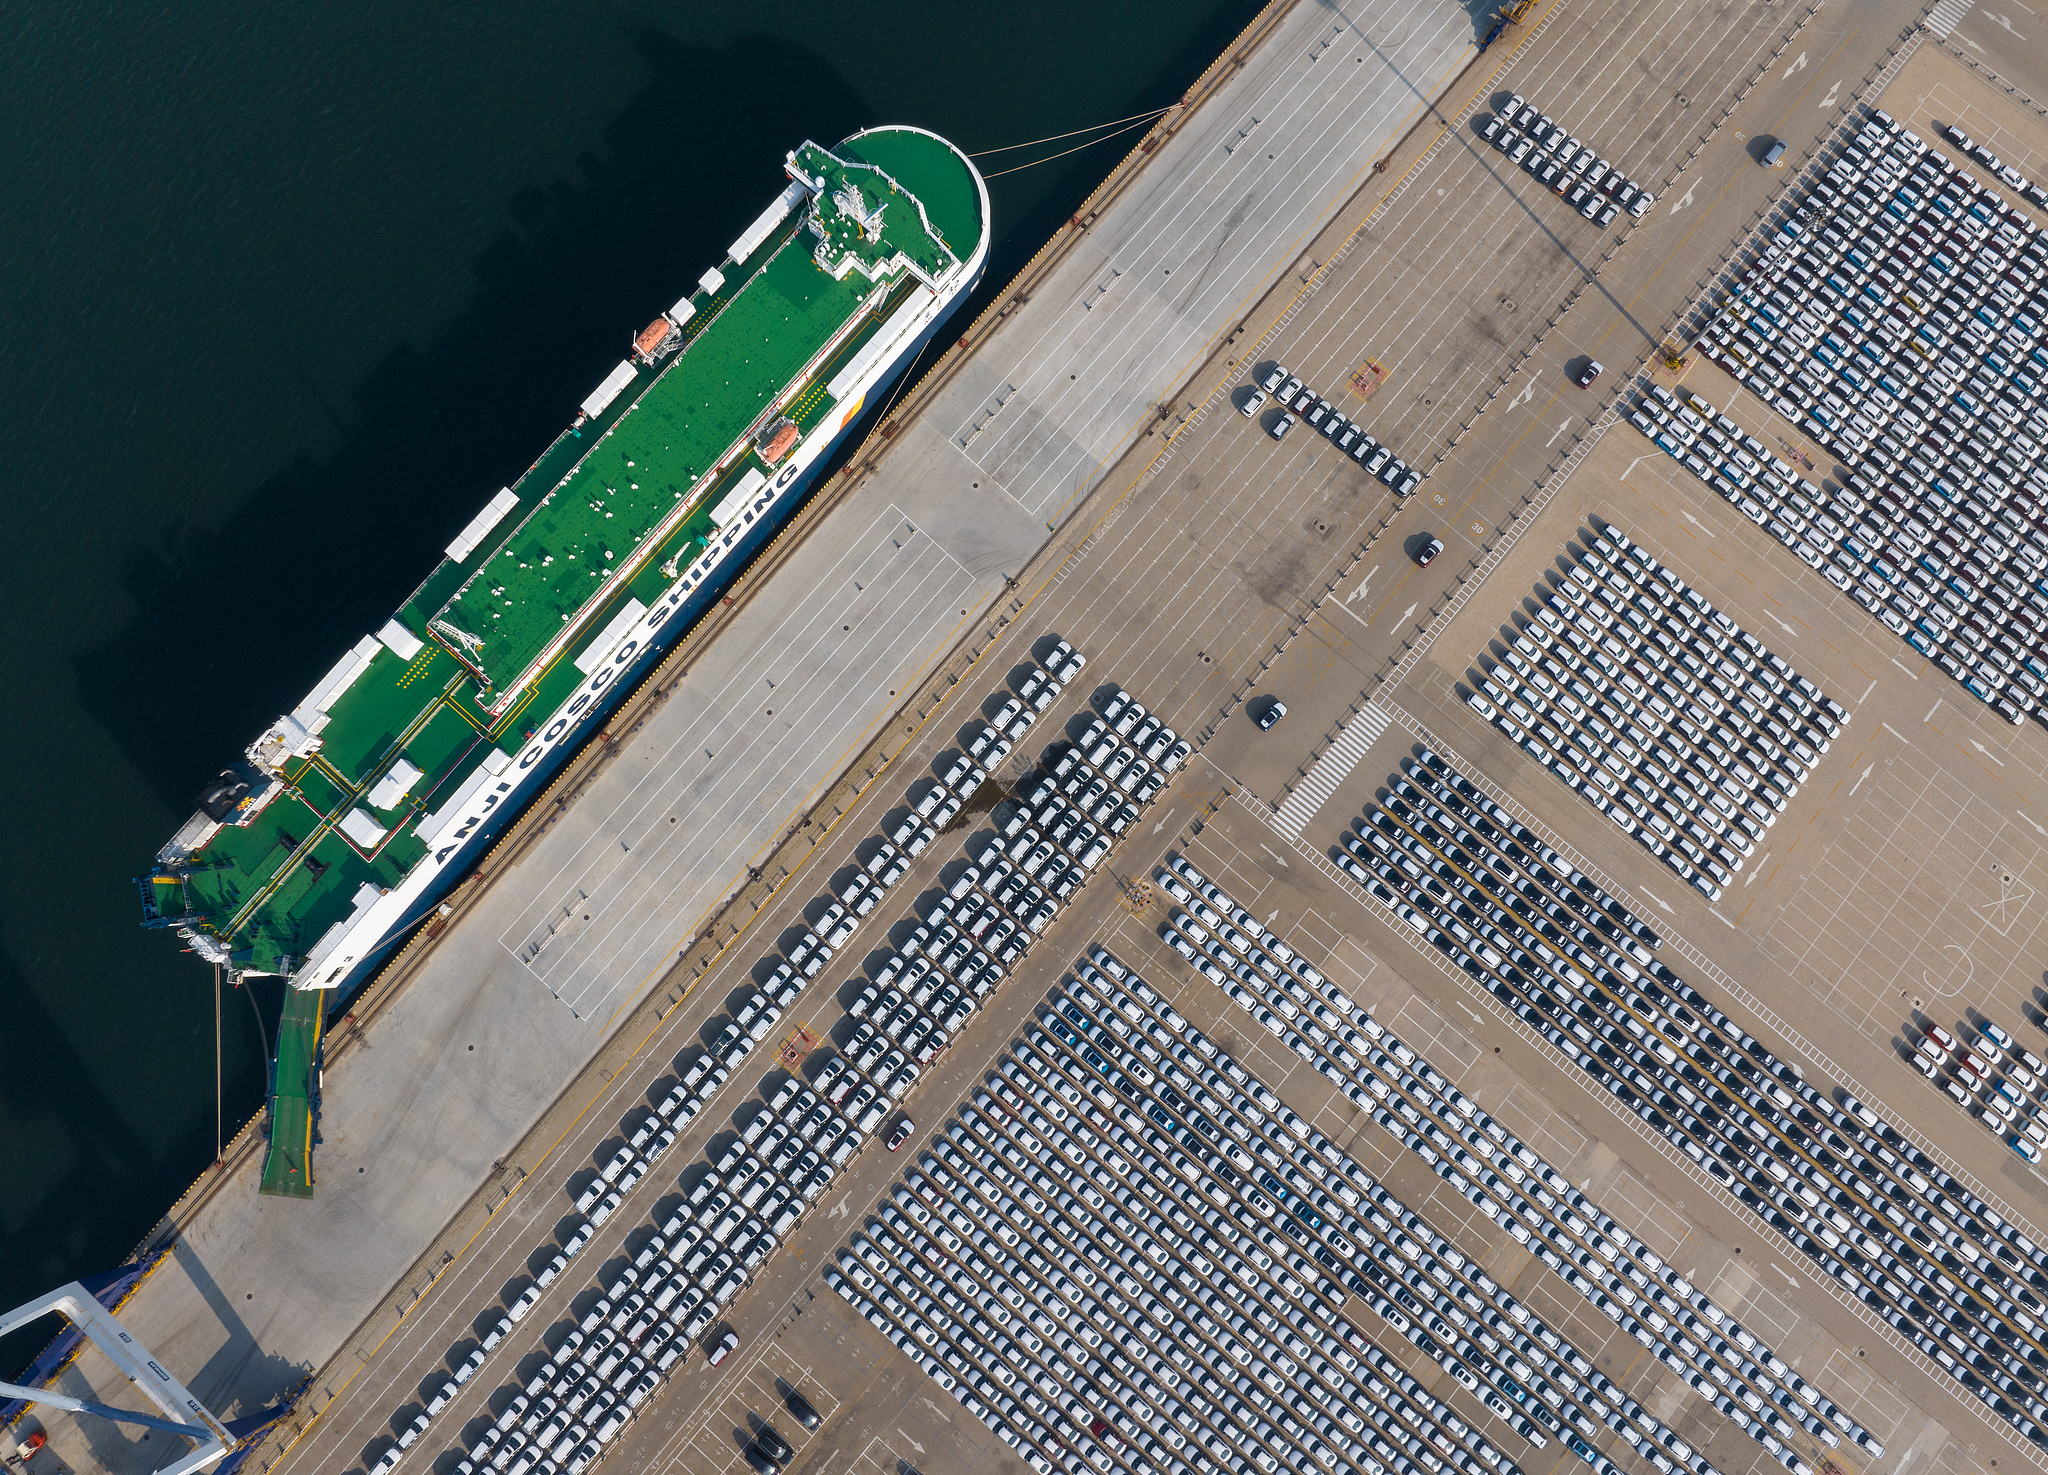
[171,207,936,981]
[433,229,872,692]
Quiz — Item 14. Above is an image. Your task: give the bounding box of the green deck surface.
[436,230,867,693]
[259,987,324,1198]
[838,129,984,265]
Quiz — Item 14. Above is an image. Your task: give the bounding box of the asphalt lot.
[39,5,2048,1475]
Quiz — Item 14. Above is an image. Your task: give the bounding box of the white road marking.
[1390,603,1416,630]
[1667,181,1697,214]
[1507,379,1538,411]
[1259,843,1291,868]
[1847,764,1873,797]
[1765,612,1799,639]
[1638,886,1675,914]
[1783,49,1808,77]
[1346,564,1379,604]
[1546,419,1572,448]
[1889,657,1918,679]
[1925,698,1943,724]
[1970,739,2005,767]
[1152,809,1176,834]
[1857,678,1876,704]
[1817,79,1841,108]
[1334,599,1375,633]
[1989,10,2027,34]
[1743,852,1770,885]
[1679,510,1716,537]
[1773,1264,1800,1289]
[828,1193,851,1220]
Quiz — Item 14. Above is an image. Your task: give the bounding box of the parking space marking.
[1600,1168,1692,1263]
[1761,742,2048,1038]
[1500,1083,1591,1171]
[1730,1279,1800,1349]
[1390,995,1481,1074]
[1820,1348,1918,1453]
[653,1340,836,1474]
[1320,934,1381,999]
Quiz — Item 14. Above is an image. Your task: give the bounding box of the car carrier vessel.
[138,126,988,1196]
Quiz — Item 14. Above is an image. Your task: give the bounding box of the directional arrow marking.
[1390,603,1416,630]
[1680,510,1716,538]
[1818,79,1841,107]
[1971,739,2006,767]
[1743,852,1769,887]
[1784,49,1808,77]
[1346,565,1379,604]
[1846,763,1873,797]
[1259,843,1290,869]
[1638,886,1675,914]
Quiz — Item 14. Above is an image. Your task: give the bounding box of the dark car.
[1574,360,1603,387]
[1255,698,1287,731]
[754,1426,793,1462]
[786,1390,822,1430]
[886,1117,915,1152]
[743,1443,784,1475]
[1416,537,1445,566]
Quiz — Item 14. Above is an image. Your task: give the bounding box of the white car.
[1241,387,1268,417]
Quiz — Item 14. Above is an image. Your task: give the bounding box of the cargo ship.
[139,127,988,1195]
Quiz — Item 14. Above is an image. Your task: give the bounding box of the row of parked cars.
[1944,123,2048,213]
[1910,1017,2048,1161]
[1464,522,1844,901]
[1691,105,2048,723]
[829,665,1186,1115]
[1242,362,1422,497]
[830,947,1565,1475]
[380,648,1107,1475]
[1330,746,2048,1451]
[1477,94,1653,225]
[1178,847,1871,1474]
[377,1039,729,1475]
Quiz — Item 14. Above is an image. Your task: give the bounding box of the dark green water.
[0,0,1265,1366]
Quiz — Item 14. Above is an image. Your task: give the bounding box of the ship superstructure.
[140,128,987,1194]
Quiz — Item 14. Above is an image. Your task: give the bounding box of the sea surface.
[0,0,1269,1369]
